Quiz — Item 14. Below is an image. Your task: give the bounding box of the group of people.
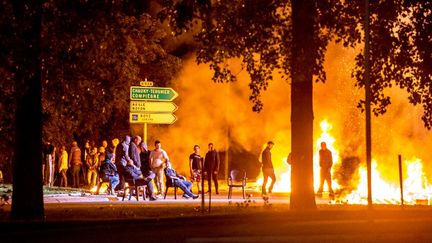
[42,139,114,189]
[42,136,222,200]
[43,137,334,199]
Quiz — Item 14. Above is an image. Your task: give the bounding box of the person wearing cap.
[99,152,120,194]
[261,141,276,195]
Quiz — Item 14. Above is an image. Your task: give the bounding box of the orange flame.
[255,119,432,205]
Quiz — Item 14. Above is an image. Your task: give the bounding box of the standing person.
[69,141,82,188]
[96,144,107,185]
[139,142,156,197]
[317,142,334,197]
[102,140,108,151]
[115,135,133,190]
[204,143,220,194]
[111,138,120,154]
[98,145,106,167]
[82,140,91,186]
[189,145,203,194]
[261,141,276,196]
[99,152,119,195]
[58,145,69,187]
[86,147,99,188]
[129,136,142,168]
[139,142,151,176]
[44,142,55,187]
[149,140,170,197]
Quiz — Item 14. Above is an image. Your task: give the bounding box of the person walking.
[58,145,69,187]
[317,141,334,197]
[149,140,170,197]
[261,141,276,196]
[204,143,220,194]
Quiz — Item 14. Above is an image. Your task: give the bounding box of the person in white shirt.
[149,140,170,197]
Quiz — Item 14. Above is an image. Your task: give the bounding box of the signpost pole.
[143,123,147,145]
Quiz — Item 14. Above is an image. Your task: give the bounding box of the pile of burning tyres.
[256,120,432,205]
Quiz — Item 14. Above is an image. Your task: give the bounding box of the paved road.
[2,207,432,242]
[2,191,432,242]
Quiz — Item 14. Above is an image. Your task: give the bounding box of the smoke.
[146,58,292,176]
[138,41,431,188]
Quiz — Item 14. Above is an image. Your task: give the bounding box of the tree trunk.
[290,0,317,210]
[11,1,44,220]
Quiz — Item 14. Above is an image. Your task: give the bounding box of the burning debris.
[254,119,432,205]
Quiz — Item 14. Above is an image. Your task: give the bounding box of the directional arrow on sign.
[130,101,178,113]
[130,86,178,101]
[129,112,177,124]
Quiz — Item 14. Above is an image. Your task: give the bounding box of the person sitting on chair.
[124,160,157,201]
[99,152,119,194]
[164,162,199,199]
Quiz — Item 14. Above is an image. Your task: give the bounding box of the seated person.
[164,161,199,199]
[99,152,119,194]
[124,160,157,201]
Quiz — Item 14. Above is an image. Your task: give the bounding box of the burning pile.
[256,120,432,205]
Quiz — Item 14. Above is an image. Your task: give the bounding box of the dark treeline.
[0,0,182,182]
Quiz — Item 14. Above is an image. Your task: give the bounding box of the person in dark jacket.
[139,142,151,176]
[139,142,156,198]
[165,162,199,199]
[115,135,132,190]
[317,142,334,196]
[124,160,157,201]
[204,143,220,194]
[261,141,276,195]
[129,136,142,168]
[99,152,119,194]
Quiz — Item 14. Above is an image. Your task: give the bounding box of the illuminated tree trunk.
[290,0,317,210]
[11,1,44,220]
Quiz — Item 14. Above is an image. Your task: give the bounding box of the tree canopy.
[158,0,431,127]
[40,0,181,146]
[0,0,181,179]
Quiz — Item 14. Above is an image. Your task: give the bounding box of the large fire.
[256,120,432,205]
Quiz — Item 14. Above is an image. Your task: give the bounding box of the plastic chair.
[227,170,247,199]
[164,177,179,199]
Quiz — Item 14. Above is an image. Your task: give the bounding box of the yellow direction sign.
[130,113,177,124]
[130,101,178,113]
